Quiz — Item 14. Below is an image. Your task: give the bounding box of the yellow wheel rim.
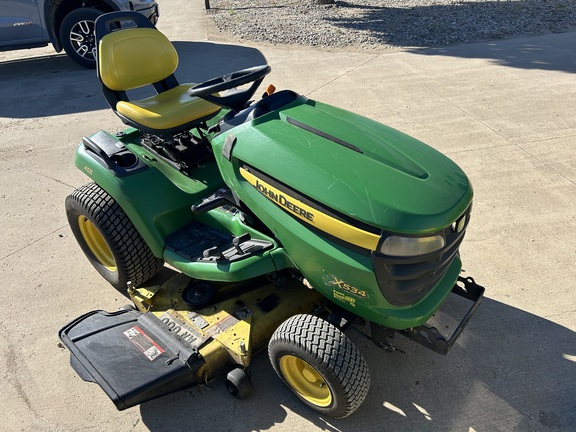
[279,355,332,407]
[77,215,117,271]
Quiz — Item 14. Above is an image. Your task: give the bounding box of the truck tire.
[268,314,370,418]
[59,7,102,68]
[65,183,164,293]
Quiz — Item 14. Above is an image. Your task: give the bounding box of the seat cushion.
[116,84,221,130]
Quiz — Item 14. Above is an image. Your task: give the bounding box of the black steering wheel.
[188,65,271,112]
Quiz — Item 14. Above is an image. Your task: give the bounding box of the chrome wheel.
[68,19,97,62]
[60,8,102,68]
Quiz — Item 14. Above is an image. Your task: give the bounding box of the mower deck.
[59,273,323,410]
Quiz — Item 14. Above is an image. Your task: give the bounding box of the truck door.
[0,0,44,48]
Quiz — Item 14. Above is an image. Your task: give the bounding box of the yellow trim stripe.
[240,168,380,251]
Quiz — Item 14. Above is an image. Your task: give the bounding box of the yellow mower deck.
[59,273,324,410]
[129,273,323,384]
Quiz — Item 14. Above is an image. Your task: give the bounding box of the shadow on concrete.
[328,0,576,45]
[0,41,267,119]
[406,33,576,74]
[139,297,576,431]
[326,0,576,73]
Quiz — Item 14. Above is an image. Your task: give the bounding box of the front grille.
[371,207,470,307]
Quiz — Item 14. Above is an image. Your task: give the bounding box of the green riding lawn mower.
[59,11,484,418]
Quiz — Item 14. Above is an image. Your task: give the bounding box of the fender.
[74,130,224,257]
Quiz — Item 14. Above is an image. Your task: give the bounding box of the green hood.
[228,97,472,234]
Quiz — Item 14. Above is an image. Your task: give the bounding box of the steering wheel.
[187,65,271,112]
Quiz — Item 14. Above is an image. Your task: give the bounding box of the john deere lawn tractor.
[59,11,484,418]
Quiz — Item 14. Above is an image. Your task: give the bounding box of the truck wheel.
[268,314,370,418]
[59,7,102,68]
[65,183,164,293]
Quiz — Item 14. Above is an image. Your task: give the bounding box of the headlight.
[452,215,467,233]
[380,235,445,257]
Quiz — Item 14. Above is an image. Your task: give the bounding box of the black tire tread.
[66,182,164,290]
[269,314,370,418]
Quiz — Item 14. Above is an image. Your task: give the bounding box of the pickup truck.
[0,0,159,68]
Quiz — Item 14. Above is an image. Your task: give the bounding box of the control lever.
[203,247,225,260]
[232,233,251,255]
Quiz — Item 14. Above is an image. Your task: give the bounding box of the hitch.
[372,277,484,355]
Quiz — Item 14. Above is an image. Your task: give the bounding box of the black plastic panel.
[59,309,202,410]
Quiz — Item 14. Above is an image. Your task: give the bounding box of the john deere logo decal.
[254,179,315,222]
[240,167,380,251]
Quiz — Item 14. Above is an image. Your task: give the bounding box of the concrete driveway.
[1,1,575,431]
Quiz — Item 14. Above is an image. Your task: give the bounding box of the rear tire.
[268,314,370,418]
[65,183,164,293]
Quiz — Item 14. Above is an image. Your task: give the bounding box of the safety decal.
[123,325,165,361]
[204,306,253,337]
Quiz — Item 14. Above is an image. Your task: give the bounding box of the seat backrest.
[98,27,179,92]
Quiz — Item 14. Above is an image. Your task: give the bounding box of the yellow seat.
[116,84,220,130]
[95,14,220,134]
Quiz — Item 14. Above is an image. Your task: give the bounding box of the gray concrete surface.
[1,1,575,431]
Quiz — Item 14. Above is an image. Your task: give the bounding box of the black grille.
[371,207,470,307]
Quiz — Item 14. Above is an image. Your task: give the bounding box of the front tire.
[65,183,164,293]
[59,8,102,68]
[268,314,370,418]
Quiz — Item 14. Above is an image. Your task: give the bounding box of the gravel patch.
[207,0,576,49]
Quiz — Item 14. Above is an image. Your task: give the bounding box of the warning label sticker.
[204,306,253,337]
[123,325,165,361]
